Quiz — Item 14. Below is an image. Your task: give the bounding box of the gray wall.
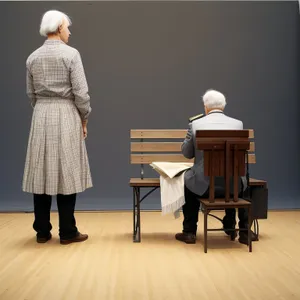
[0,1,299,211]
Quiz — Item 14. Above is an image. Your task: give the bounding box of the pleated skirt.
[22,99,93,195]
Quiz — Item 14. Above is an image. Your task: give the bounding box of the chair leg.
[248,205,252,252]
[204,207,208,253]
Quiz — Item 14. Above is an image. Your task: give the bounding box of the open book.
[150,162,193,178]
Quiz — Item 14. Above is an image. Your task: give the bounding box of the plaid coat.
[22,40,93,195]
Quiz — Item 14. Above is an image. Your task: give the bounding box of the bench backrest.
[130,129,255,178]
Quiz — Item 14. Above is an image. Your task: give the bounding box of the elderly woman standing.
[22,10,92,244]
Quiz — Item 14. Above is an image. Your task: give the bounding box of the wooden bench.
[130,129,267,243]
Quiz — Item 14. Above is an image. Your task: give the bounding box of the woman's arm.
[26,65,36,108]
[70,51,92,121]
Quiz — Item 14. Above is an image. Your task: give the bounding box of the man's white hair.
[39,10,71,37]
[202,89,226,110]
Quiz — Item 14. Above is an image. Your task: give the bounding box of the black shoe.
[175,232,196,244]
[37,233,52,243]
[60,232,88,245]
[238,231,257,245]
[222,217,237,240]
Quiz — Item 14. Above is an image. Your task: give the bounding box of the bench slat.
[131,130,187,139]
[130,177,265,187]
[131,142,255,152]
[248,154,256,163]
[131,154,193,164]
[131,153,256,164]
[130,178,160,187]
[249,178,267,187]
[131,129,254,139]
[131,142,181,152]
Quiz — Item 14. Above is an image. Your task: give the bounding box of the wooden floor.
[0,211,299,300]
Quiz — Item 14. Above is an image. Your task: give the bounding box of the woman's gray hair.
[202,89,226,109]
[39,10,71,37]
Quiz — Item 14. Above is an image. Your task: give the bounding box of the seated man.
[175,89,255,245]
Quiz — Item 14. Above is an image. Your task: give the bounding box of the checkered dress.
[22,40,93,195]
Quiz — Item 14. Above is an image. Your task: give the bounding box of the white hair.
[39,10,71,37]
[202,89,226,110]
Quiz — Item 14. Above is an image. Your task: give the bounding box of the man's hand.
[82,119,88,139]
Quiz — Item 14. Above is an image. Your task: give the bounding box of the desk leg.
[204,207,208,253]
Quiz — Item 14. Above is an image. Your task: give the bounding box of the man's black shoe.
[175,232,196,244]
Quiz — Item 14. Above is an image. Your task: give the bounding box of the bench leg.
[133,187,141,242]
[137,187,141,242]
[204,207,208,253]
[133,187,136,241]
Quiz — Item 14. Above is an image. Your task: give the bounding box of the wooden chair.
[196,130,252,253]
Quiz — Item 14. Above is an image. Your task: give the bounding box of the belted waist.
[36,96,75,101]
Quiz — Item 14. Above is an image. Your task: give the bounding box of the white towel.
[159,171,186,219]
[150,162,193,218]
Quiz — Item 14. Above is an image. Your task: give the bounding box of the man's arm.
[181,123,195,159]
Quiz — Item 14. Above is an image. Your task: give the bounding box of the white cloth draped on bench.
[150,162,193,218]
